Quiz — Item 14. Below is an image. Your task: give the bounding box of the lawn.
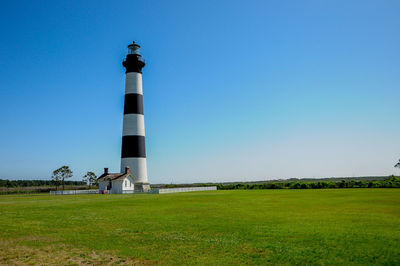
[0,189,399,265]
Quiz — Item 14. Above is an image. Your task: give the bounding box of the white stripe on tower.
[120,41,149,190]
[122,114,145,136]
[125,72,143,94]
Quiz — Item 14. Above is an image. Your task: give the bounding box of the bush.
[300,183,309,189]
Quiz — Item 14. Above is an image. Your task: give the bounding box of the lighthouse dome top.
[127,41,141,55]
[123,41,145,73]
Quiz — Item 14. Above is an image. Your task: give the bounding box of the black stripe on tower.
[121,135,146,158]
[123,93,144,114]
[123,54,145,73]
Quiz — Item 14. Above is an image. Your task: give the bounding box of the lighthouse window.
[128,46,140,55]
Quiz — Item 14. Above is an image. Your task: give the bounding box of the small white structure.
[97,167,135,194]
[156,186,217,194]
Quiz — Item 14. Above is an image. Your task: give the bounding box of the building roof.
[97,167,135,182]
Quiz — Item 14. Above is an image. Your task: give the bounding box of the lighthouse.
[120,41,150,192]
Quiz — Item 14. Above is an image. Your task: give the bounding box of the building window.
[125,180,128,187]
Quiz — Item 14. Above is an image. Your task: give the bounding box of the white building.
[97,167,135,194]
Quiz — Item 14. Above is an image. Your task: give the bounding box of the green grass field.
[1,189,399,265]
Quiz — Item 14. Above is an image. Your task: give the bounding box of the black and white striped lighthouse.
[121,41,150,192]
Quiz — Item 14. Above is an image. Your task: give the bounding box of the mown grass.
[0,189,399,265]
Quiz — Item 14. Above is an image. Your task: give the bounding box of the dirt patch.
[238,245,272,256]
[0,238,153,265]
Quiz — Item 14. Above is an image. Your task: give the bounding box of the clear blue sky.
[0,0,399,183]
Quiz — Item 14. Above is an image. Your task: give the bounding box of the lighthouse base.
[134,182,151,192]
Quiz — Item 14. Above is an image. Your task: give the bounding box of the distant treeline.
[0,186,88,195]
[0,179,90,195]
[216,176,400,190]
[0,179,86,188]
[1,176,399,194]
[154,176,392,189]
[155,176,400,190]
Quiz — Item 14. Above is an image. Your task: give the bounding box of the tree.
[51,172,61,191]
[52,166,73,191]
[82,171,97,188]
[395,159,400,169]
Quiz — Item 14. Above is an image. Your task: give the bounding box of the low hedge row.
[216,176,400,190]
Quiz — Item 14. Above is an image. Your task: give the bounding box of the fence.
[50,189,98,195]
[50,186,217,195]
[156,186,217,194]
